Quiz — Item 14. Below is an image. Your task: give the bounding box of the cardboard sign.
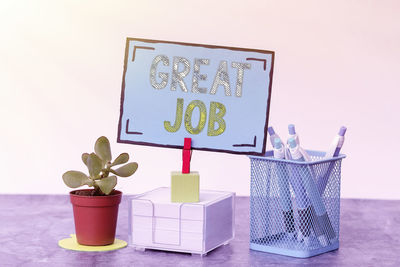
[117,38,274,155]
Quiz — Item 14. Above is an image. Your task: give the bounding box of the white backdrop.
[1,0,399,199]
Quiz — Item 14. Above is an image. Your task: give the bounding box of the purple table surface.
[0,195,399,266]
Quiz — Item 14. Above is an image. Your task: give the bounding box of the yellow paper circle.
[58,234,127,252]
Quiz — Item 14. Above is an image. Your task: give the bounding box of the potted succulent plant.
[62,136,138,246]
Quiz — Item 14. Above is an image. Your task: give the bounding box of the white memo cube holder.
[129,187,235,256]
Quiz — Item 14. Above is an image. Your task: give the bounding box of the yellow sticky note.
[171,171,200,203]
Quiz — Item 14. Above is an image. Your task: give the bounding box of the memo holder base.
[58,234,127,252]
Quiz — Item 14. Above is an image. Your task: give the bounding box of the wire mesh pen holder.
[249,150,345,258]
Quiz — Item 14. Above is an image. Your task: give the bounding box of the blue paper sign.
[118,38,274,155]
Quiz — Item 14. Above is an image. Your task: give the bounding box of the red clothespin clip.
[182,138,192,174]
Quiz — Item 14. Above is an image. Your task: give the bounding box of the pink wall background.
[1,0,399,199]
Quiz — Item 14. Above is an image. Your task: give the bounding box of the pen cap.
[338,126,347,136]
[288,124,296,135]
[288,137,297,148]
[273,138,282,149]
[268,127,275,136]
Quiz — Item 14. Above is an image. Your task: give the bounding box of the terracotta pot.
[70,189,122,246]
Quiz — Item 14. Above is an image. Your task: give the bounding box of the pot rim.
[69,189,122,198]
[69,189,122,207]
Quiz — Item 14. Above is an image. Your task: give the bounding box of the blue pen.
[283,147,313,243]
[272,137,295,238]
[288,124,312,161]
[268,127,281,149]
[318,126,347,194]
[288,124,300,145]
[286,124,316,244]
[288,138,333,246]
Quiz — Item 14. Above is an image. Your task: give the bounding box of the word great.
[164,98,226,136]
[150,55,251,97]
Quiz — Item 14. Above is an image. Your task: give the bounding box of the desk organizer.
[249,150,345,258]
[129,187,235,256]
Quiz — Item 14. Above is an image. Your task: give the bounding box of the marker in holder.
[272,138,295,239]
[318,126,347,195]
[249,150,345,258]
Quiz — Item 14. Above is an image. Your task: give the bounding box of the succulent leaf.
[111,153,129,166]
[96,176,117,195]
[111,162,138,177]
[87,153,102,177]
[82,177,94,187]
[94,136,112,165]
[62,171,88,188]
[81,153,89,166]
